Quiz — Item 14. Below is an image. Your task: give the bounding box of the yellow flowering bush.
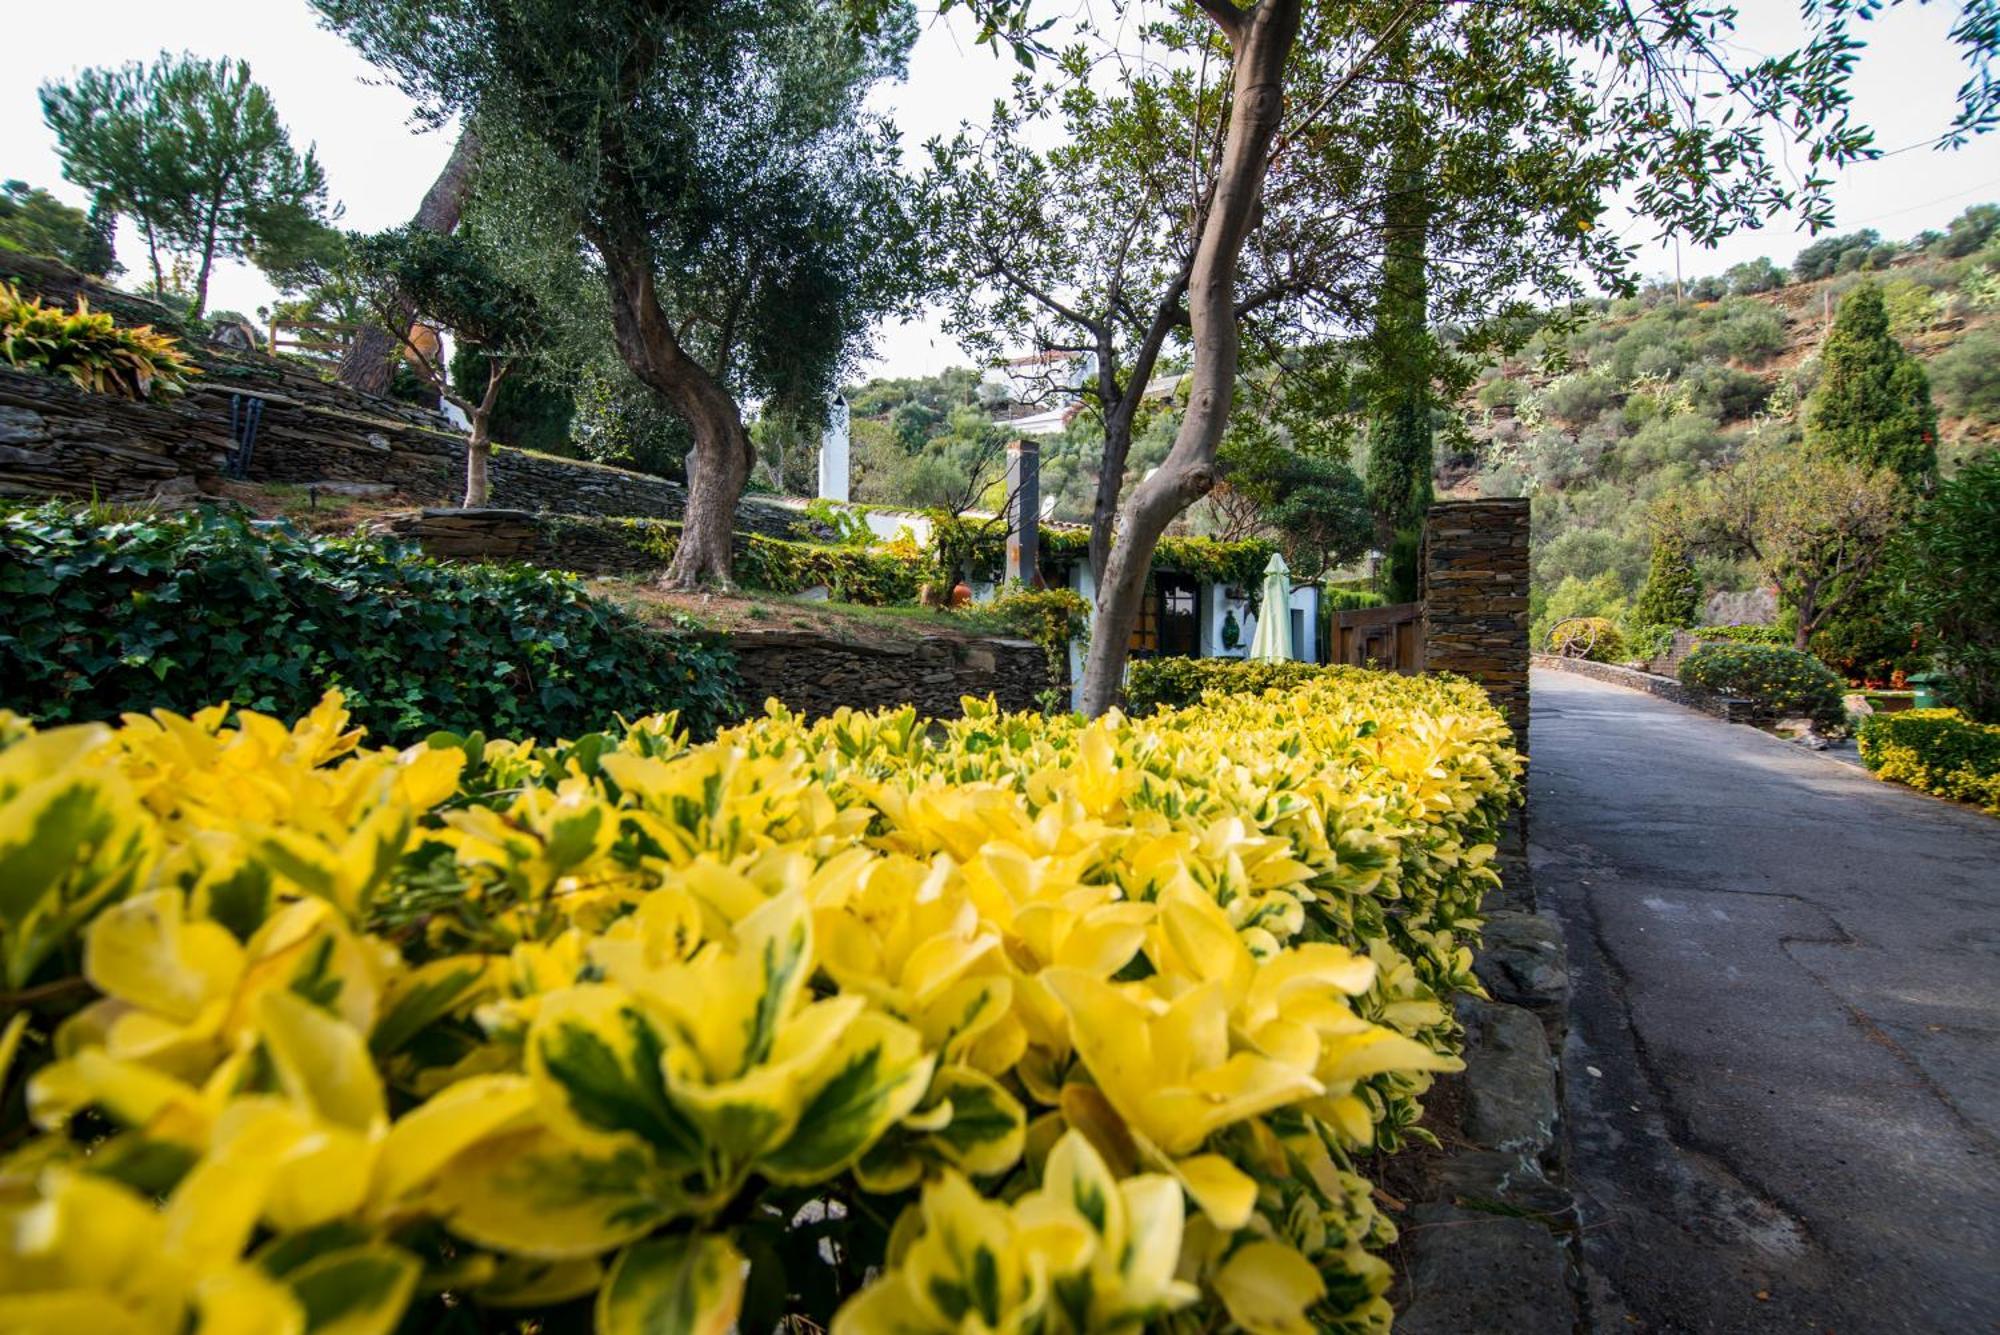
[0,667,1518,1334]
[1857,707,2000,814]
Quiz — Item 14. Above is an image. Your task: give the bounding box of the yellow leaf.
[597,1233,748,1335]
[255,990,386,1131]
[1212,1240,1326,1335]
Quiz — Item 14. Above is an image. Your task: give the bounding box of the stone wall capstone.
[730,629,1053,719]
[1422,499,1531,741]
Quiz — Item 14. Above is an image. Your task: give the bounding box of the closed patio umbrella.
[1248,552,1293,662]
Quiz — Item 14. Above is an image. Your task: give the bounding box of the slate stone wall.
[730,629,1053,720]
[0,258,800,536]
[365,508,678,575]
[1423,499,1531,740]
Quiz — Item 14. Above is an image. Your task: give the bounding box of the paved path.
[1529,669,2000,1333]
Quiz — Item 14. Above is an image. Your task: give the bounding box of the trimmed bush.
[0,503,739,739]
[1858,708,2000,814]
[0,670,1519,1333]
[1123,655,1337,713]
[1547,615,1626,662]
[1679,642,1847,732]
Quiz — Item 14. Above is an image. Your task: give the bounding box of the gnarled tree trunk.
[596,229,752,589]
[1078,0,1304,716]
[337,126,482,396]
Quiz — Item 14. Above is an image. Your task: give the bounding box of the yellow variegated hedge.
[0,668,1519,1335]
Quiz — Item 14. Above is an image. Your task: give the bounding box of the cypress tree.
[1804,282,1937,486]
[1365,115,1433,604]
[1635,534,1702,628]
[1802,283,1938,682]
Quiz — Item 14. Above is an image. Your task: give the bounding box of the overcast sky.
[8,1,1999,379]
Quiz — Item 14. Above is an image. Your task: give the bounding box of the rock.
[1474,912,1568,1015]
[1844,692,1874,718]
[1705,588,1777,626]
[0,406,48,445]
[1457,998,1559,1161]
[1397,1203,1573,1335]
[1428,1150,1573,1219]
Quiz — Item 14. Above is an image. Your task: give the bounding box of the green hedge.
[1678,642,1847,732]
[932,516,1274,590]
[1858,708,2000,814]
[0,503,740,740]
[1124,657,1338,714]
[734,531,937,605]
[1694,624,1790,646]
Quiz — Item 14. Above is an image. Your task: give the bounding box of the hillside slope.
[1456,214,2000,625]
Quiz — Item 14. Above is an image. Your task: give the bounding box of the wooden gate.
[1330,601,1423,672]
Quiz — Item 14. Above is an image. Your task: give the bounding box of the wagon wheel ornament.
[1550,616,1599,659]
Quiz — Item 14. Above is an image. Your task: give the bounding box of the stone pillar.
[1005,437,1039,587]
[818,393,850,503]
[1422,499,1530,741]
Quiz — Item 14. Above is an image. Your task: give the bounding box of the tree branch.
[1192,0,1246,45]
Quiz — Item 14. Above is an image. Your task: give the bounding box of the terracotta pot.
[950,581,974,608]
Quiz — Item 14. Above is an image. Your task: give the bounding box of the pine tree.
[1634,534,1702,628]
[1805,282,1937,486]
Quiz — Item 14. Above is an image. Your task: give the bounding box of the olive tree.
[339,226,543,507]
[313,1,923,589]
[1660,443,1908,652]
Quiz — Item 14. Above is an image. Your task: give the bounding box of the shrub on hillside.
[1679,642,1847,732]
[1543,370,1622,426]
[1928,328,2000,424]
[1684,363,1769,421]
[1858,709,2000,813]
[0,671,1520,1333]
[1703,301,1788,364]
[1725,256,1786,294]
[0,503,739,739]
[0,279,197,399]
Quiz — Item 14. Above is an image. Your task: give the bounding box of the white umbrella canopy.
[1248,552,1293,662]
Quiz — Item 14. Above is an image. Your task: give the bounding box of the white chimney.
[818,393,850,502]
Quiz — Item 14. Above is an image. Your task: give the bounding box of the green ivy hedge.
[1124,657,1340,714]
[0,503,740,740]
[932,516,1274,591]
[734,532,937,605]
[1858,708,2000,814]
[1678,642,1847,733]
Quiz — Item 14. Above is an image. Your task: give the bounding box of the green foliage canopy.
[39,53,332,316]
[1891,453,2000,722]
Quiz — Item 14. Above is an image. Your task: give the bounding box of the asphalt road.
[1528,669,2000,1333]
